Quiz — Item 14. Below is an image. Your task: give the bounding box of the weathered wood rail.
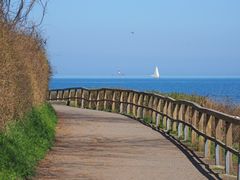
[48,87,240,179]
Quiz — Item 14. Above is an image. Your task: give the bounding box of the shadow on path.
[125,115,221,180]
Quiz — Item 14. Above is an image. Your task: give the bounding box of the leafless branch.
[0,0,48,29]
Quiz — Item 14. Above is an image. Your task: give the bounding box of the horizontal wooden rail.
[48,87,240,179]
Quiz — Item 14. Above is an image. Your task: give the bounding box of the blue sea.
[50,77,240,104]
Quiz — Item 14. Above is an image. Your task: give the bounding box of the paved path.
[35,105,216,180]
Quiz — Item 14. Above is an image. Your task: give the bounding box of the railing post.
[62,90,67,101]
[167,101,172,131]
[81,89,85,108]
[225,122,233,175]
[142,94,148,119]
[112,91,116,112]
[132,92,135,116]
[178,104,183,139]
[56,90,58,101]
[151,97,158,126]
[215,143,220,165]
[156,114,160,130]
[61,90,65,101]
[77,89,82,107]
[120,91,124,114]
[188,106,193,140]
[148,95,153,123]
[127,92,132,115]
[58,90,62,101]
[155,98,162,129]
[184,105,189,141]
[191,109,198,146]
[198,112,206,152]
[56,90,60,101]
[163,100,168,129]
[204,114,212,159]
[74,89,78,107]
[60,90,64,101]
[103,90,108,110]
[137,94,143,119]
[133,93,138,117]
[96,90,100,110]
[66,89,71,106]
[88,91,92,109]
[215,118,224,166]
[69,89,72,102]
[172,103,178,133]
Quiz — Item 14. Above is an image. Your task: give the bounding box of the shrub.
[0,103,57,179]
[0,22,50,127]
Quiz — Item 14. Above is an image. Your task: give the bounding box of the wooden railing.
[48,87,240,179]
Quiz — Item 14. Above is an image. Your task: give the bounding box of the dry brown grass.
[0,22,50,128]
[162,92,240,117]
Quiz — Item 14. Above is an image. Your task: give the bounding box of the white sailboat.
[152,66,160,79]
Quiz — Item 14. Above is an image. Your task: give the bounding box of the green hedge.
[0,104,57,179]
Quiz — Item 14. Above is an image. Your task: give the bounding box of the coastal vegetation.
[0,0,50,127]
[0,1,56,179]
[151,91,240,117]
[0,104,57,179]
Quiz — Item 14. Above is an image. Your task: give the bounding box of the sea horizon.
[52,75,240,79]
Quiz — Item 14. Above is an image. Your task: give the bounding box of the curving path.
[35,104,217,180]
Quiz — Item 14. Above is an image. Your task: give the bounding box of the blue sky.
[42,0,240,77]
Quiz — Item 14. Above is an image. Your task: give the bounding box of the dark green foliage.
[143,116,152,124]
[0,104,57,179]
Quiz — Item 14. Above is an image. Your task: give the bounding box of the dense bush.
[0,103,57,179]
[0,22,50,127]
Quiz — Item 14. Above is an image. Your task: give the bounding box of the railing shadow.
[124,114,222,180]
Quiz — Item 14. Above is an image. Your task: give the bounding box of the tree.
[0,0,48,29]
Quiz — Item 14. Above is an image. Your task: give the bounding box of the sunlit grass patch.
[0,104,57,179]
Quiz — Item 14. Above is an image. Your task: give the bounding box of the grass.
[143,116,152,124]
[0,103,57,179]
[150,91,240,117]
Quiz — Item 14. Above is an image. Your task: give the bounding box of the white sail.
[153,66,160,78]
